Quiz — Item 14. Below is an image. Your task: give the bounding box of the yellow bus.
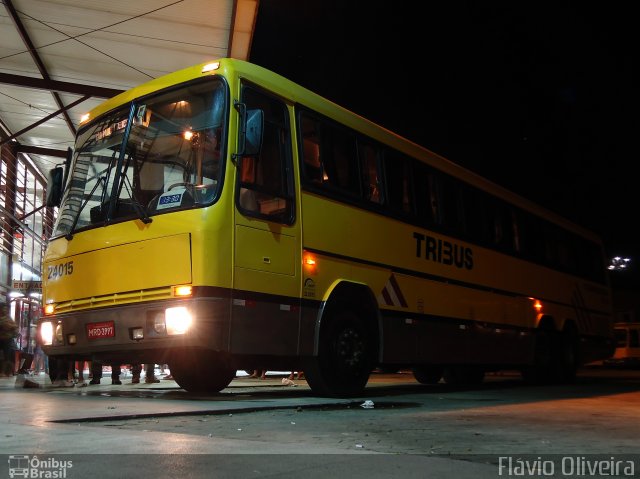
[39,58,615,397]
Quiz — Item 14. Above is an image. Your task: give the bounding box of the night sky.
[249,1,639,287]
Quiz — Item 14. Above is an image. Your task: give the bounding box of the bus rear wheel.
[522,328,577,385]
[553,329,578,384]
[443,366,485,385]
[412,366,444,384]
[304,309,374,398]
[169,351,236,394]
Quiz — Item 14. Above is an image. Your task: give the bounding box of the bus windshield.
[52,78,227,238]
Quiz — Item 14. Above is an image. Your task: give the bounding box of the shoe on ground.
[112,379,122,385]
[163,375,174,380]
[131,377,140,384]
[89,378,100,385]
[52,380,75,387]
[76,381,87,387]
[145,377,160,383]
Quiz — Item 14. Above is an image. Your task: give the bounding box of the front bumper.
[39,296,230,363]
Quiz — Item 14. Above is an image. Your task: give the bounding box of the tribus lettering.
[413,232,473,270]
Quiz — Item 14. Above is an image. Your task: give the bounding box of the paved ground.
[1,368,640,478]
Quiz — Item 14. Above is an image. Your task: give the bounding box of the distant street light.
[608,256,631,271]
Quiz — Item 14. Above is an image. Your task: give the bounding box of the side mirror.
[233,102,264,160]
[45,167,64,207]
[244,109,264,156]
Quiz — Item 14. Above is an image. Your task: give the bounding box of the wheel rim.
[333,325,366,372]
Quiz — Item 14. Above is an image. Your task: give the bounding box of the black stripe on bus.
[193,285,608,341]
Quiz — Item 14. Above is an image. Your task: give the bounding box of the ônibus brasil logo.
[8,455,73,478]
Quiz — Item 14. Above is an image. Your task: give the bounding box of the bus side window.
[461,186,489,243]
[358,140,382,204]
[303,139,322,183]
[384,149,412,215]
[492,202,505,246]
[324,126,359,196]
[630,329,639,348]
[300,115,323,184]
[510,208,523,254]
[429,173,443,226]
[413,162,436,226]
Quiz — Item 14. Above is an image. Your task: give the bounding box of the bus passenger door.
[231,84,301,357]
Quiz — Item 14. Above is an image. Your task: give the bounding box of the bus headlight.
[41,321,54,345]
[165,306,192,335]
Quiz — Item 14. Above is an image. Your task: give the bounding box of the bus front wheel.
[170,351,236,394]
[48,358,60,384]
[304,309,374,398]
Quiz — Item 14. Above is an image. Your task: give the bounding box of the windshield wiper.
[65,176,106,241]
[119,174,152,224]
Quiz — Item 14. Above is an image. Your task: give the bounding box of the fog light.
[68,334,77,345]
[41,322,54,345]
[165,306,192,335]
[132,328,144,340]
[55,323,63,343]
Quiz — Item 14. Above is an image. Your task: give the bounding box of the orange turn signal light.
[174,285,193,297]
[303,252,318,274]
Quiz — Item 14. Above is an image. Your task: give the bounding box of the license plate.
[86,321,115,340]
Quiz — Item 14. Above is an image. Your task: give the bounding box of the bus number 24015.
[47,261,74,279]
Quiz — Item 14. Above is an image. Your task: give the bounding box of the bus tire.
[170,351,236,394]
[412,366,443,384]
[522,329,553,384]
[48,358,60,384]
[304,308,374,398]
[443,366,485,385]
[552,328,578,384]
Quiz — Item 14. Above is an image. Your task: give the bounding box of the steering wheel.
[168,182,195,191]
